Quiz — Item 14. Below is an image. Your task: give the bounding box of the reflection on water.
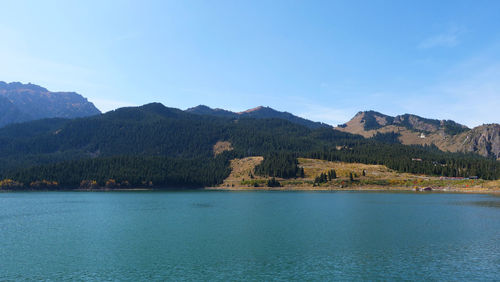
[469,200,500,208]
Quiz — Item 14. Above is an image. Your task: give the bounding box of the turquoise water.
[1,191,500,280]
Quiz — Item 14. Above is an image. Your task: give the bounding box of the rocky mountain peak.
[0,81,101,127]
[239,106,267,114]
[462,124,500,160]
[0,81,48,92]
[338,110,498,159]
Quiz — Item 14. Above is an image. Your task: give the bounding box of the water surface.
[1,191,500,280]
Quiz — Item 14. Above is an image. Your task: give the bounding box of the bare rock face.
[0,81,101,127]
[461,124,500,159]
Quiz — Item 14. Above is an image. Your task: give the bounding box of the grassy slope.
[335,113,476,155]
[217,156,266,189]
[212,157,500,192]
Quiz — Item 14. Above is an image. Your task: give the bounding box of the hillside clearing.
[213,141,233,156]
[211,157,500,192]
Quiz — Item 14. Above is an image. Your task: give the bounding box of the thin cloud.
[418,27,464,49]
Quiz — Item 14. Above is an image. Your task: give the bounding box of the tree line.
[0,103,498,190]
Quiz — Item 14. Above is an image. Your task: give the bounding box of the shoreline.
[206,185,500,194]
[1,186,500,194]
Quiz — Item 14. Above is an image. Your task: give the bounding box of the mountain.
[0,96,32,126]
[0,103,497,190]
[0,81,101,127]
[186,105,330,129]
[337,111,500,159]
[185,105,236,118]
[0,103,343,169]
[460,124,500,160]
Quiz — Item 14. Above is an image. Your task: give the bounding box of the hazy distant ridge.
[0,81,101,127]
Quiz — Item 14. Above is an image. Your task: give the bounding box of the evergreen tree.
[267,177,281,187]
[0,103,498,190]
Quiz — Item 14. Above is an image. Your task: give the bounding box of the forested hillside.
[186,105,330,129]
[0,103,498,190]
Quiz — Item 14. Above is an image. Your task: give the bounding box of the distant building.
[419,133,426,139]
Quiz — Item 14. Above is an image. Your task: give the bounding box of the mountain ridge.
[0,81,497,160]
[186,104,331,129]
[0,102,497,190]
[337,110,499,159]
[0,81,101,127]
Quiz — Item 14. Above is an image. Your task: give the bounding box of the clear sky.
[1,0,499,127]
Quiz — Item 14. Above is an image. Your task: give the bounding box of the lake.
[1,191,500,280]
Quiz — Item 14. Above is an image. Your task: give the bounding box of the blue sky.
[1,0,499,127]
